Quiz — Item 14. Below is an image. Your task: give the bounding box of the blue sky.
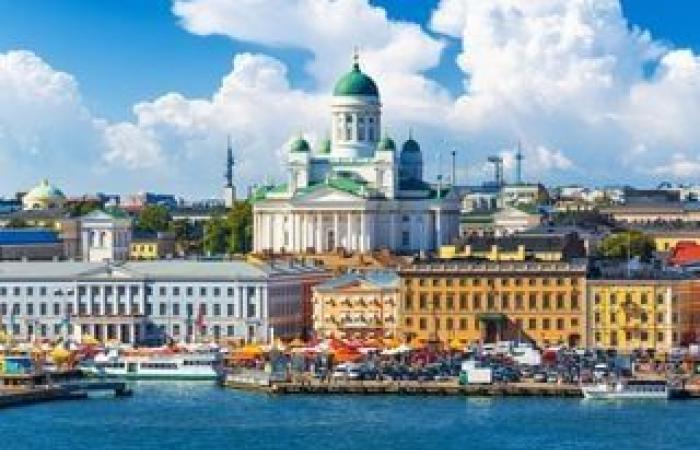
[1,0,696,122]
[2,0,700,197]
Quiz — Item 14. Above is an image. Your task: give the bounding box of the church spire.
[225,135,234,188]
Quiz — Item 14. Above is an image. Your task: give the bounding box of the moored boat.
[581,379,670,400]
[81,348,223,381]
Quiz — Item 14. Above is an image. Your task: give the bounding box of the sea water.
[0,381,696,449]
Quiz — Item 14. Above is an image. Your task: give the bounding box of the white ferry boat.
[82,350,223,380]
[581,380,670,400]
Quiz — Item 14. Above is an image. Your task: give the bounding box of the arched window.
[367,117,375,141]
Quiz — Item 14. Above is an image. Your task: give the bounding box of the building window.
[446,295,454,310]
[227,287,234,297]
[173,303,180,316]
[542,318,550,330]
[446,318,453,330]
[432,294,441,310]
[405,295,413,311]
[419,294,427,310]
[213,288,221,297]
[501,294,509,310]
[515,294,523,310]
[405,317,413,327]
[173,287,180,296]
[199,287,207,296]
[542,294,551,310]
[556,318,564,330]
[159,303,167,316]
[159,287,166,296]
[473,294,481,310]
[528,318,537,330]
[459,294,467,310]
[459,318,467,330]
[419,317,427,330]
[556,294,565,310]
[528,294,537,310]
[213,304,221,316]
[187,287,193,297]
[39,303,47,316]
[571,294,579,310]
[227,304,234,316]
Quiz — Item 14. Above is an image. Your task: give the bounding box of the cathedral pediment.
[292,185,364,204]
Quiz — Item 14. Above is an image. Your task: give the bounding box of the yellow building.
[398,261,587,349]
[587,279,700,353]
[312,271,399,339]
[129,232,176,260]
[439,232,585,262]
[646,230,700,252]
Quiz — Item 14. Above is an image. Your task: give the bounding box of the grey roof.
[0,260,326,282]
[314,270,399,291]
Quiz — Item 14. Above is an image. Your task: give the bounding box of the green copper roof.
[333,62,379,97]
[377,136,396,152]
[290,137,310,153]
[103,206,129,219]
[318,138,332,154]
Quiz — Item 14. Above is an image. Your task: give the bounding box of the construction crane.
[487,155,504,187]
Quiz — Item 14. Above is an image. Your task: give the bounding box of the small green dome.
[377,136,396,152]
[290,137,310,153]
[333,61,379,97]
[318,138,332,154]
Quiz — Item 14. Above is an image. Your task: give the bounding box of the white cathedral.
[252,56,460,255]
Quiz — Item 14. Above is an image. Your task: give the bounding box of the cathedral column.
[359,212,366,253]
[347,212,354,252]
[316,213,323,253]
[253,213,259,252]
[301,213,307,253]
[333,213,339,251]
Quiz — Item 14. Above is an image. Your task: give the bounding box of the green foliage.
[202,201,253,255]
[67,200,101,217]
[228,201,253,253]
[136,205,171,233]
[599,231,655,262]
[203,215,230,255]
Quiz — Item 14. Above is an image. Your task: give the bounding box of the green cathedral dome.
[333,61,379,97]
[290,137,310,153]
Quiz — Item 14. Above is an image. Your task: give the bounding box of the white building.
[252,56,460,255]
[0,261,328,345]
[79,209,132,262]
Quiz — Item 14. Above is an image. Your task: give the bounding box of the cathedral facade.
[252,57,460,255]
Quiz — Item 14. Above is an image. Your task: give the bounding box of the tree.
[203,215,230,255]
[599,231,655,262]
[227,200,253,253]
[136,205,171,233]
[67,200,101,217]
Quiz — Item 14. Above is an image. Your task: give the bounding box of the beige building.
[312,271,399,339]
